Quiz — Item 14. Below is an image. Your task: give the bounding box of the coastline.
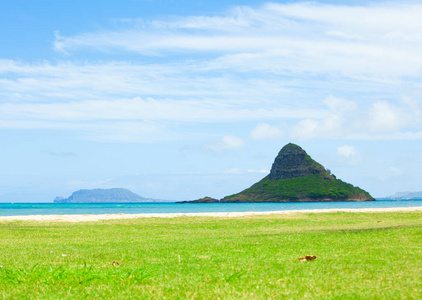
[0,206,421,222]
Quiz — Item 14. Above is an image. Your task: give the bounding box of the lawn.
[0,212,421,299]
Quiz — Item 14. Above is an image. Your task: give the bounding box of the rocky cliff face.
[269,143,333,180]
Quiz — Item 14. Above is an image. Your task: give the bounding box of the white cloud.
[337,144,358,159]
[291,114,343,140]
[0,96,324,125]
[323,95,357,112]
[290,96,352,140]
[389,167,404,176]
[249,123,284,140]
[82,121,168,143]
[290,95,422,140]
[1,3,422,143]
[368,101,401,132]
[325,30,361,40]
[367,101,421,133]
[204,135,245,151]
[53,3,422,79]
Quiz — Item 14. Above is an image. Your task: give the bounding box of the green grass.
[223,174,372,202]
[0,212,421,299]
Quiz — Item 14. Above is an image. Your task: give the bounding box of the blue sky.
[1,0,422,202]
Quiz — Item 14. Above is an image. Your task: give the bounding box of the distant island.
[381,191,422,200]
[54,188,159,203]
[188,143,374,203]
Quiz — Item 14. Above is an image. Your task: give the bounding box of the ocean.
[0,200,421,216]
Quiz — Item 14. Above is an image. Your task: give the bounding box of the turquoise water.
[0,200,421,216]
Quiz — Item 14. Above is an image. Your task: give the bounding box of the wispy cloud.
[44,151,76,157]
[204,135,246,151]
[1,2,422,143]
[54,2,422,79]
[0,96,326,123]
[290,95,422,140]
[337,144,358,159]
[249,123,284,140]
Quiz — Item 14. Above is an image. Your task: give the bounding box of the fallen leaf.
[112,261,121,266]
[297,255,316,261]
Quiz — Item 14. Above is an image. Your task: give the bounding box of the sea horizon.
[1,199,421,217]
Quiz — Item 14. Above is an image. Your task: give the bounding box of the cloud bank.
[1,2,422,143]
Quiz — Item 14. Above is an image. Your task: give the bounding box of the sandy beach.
[0,206,421,222]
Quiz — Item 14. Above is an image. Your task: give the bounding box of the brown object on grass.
[297,255,317,261]
[112,261,121,266]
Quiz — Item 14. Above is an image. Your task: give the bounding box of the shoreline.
[0,206,421,222]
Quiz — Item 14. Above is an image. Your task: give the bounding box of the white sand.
[0,206,421,222]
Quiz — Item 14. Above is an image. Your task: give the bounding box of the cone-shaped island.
[191,143,374,203]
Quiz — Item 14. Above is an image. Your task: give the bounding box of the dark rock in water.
[219,143,374,203]
[54,188,155,203]
[179,196,220,203]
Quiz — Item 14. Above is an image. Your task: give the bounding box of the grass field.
[0,212,421,299]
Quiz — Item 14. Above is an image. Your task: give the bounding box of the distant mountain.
[54,188,159,203]
[191,143,374,203]
[382,191,422,200]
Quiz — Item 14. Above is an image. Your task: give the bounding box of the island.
[190,143,374,203]
[381,191,422,200]
[54,188,158,203]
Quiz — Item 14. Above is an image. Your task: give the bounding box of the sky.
[1,0,422,202]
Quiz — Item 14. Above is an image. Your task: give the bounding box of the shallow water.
[0,200,421,216]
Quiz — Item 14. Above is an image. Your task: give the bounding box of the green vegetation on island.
[0,212,421,298]
[222,174,372,202]
[180,196,219,203]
